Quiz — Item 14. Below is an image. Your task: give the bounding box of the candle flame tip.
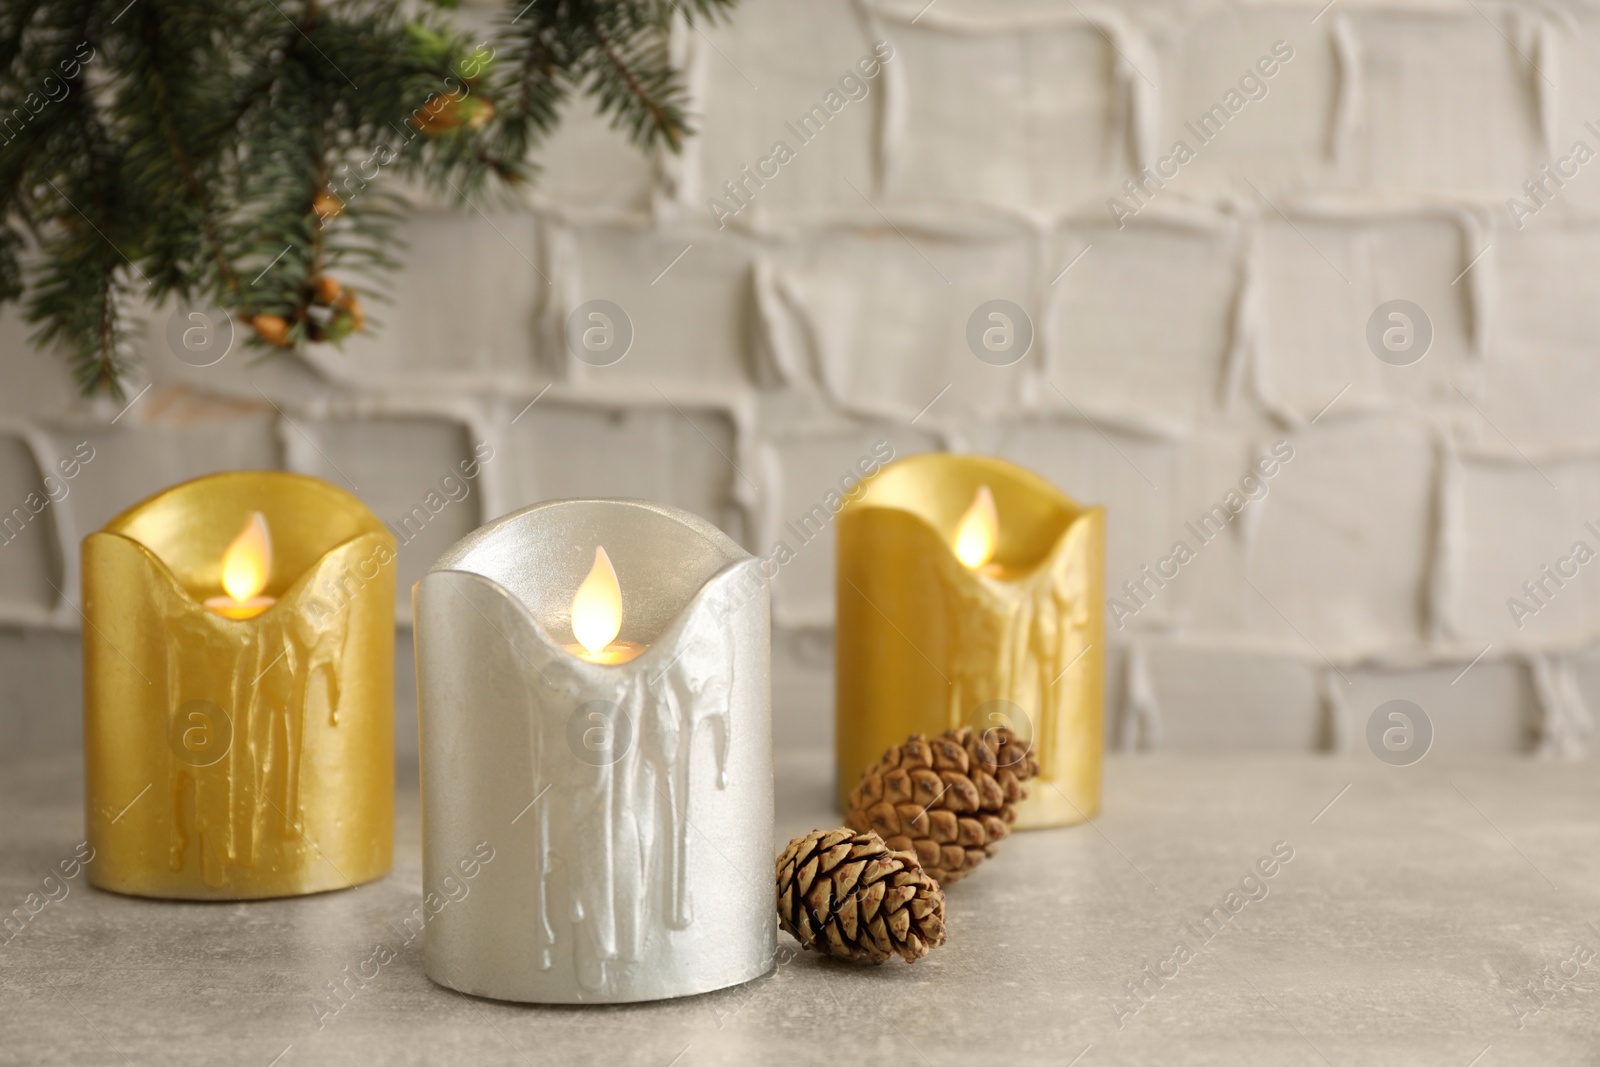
[221,511,272,603]
[572,545,623,655]
[953,484,998,569]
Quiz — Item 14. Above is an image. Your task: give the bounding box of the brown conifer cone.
[776,828,946,964]
[846,725,1040,885]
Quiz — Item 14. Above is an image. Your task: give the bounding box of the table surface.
[2,751,1597,1067]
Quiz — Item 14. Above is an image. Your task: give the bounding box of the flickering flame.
[953,485,998,569]
[221,512,272,602]
[571,546,623,656]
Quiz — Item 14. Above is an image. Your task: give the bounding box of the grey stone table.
[2,751,1597,1066]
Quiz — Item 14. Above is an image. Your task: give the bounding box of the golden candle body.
[82,472,395,899]
[836,455,1104,829]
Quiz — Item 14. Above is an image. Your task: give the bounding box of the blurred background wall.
[3,0,1597,761]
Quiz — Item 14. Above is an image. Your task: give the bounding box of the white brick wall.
[4,0,1599,758]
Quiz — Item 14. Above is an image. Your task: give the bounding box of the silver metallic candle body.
[414,500,775,1003]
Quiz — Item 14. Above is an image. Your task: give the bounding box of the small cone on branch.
[250,314,291,348]
[311,274,341,305]
[846,725,1040,885]
[312,191,343,222]
[334,290,364,332]
[410,92,494,135]
[776,828,945,965]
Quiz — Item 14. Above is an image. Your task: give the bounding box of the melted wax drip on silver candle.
[527,620,734,993]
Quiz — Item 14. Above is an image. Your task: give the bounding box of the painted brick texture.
[3,0,1597,758]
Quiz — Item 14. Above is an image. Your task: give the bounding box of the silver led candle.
[413,499,775,1003]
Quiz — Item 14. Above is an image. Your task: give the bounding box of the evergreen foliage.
[0,0,734,397]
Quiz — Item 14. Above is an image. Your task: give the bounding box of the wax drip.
[1531,654,1596,759]
[530,682,556,971]
[1319,669,1352,753]
[162,581,352,888]
[528,598,736,996]
[941,539,1087,780]
[1121,643,1162,752]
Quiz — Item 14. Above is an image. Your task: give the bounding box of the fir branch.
[127,1,240,295]
[584,16,678,149]
[0,0,738,396]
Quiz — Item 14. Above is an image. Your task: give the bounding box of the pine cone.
[776,828,946,964]
[846,725,1040,885]
[312,192,343,221]
[335,291,365,332]
[311,275,341,305]
[250,314,291,348]
[410,93,494,135]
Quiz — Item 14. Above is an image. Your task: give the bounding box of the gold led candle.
[82,472,396,899]
[836,454,1104,829]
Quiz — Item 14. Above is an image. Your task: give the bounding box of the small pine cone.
[456,96,494,130]
[250,314,290,348]
[335,291,365,332]
[776,828,945,965]
[311,275,341,305]
[312,192,343,221]
[846,725,1040,885]
[410,93,493,135]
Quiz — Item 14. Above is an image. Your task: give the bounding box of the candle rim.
[100,470,378,537]
[423,498,764,666]
[842,453,1099,572]
[432,497,749,566]
[423,561,762,672]
[85,527,393,619]
[93,470,391,610]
